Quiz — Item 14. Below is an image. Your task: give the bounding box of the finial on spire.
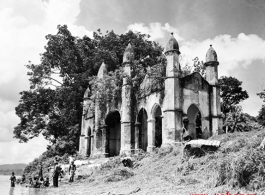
[205,44,218,63]
[165,33,180,54]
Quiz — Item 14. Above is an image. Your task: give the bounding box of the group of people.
[10,158,77,188]
[52,159,77,187]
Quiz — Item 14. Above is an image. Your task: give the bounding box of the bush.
[103,168,134,182]
[216,148,265,189]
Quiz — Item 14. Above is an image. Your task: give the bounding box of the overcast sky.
[0,0,264,165]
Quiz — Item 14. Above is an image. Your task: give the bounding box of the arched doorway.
[105,111,121,157]
[86,127,92,156]
[153,105,162,148]
[187,104,202,139]
[137,108,148,151]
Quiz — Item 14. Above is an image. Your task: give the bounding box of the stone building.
[79,34,223,157]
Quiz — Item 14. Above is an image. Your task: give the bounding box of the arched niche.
[105,111,121,157]
[187,104,203,139]
[85,127,92,156]
[151,104,163,148]
[137,108,148,151]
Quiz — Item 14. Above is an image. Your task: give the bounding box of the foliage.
[181,56,206,77]
[257,105,265,126]
[256,86,265,127]
[224,105,247,133]
[219,76,249,120]
[103,168,134,182]
[216,148,265,189]
[23,151,71,179]
[257,89,265,103]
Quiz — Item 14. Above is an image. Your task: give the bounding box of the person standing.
[52,162,60,187]
[68,161,76,182]
[38,163,43,181]
[10,172,16,187]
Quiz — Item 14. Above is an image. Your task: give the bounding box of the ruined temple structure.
[79,34,223,157]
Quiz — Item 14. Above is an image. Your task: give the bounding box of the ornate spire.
[205,45,218,63]
[123,43,134,63]
[165,33,180,54]
[97,62,107,78]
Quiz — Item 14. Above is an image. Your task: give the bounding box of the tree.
[256,87,265,126]
[224,105,248,133]
[257,105,265,126]
[14,25,164,154]
[181,57,205,77]
[219,76,249,121]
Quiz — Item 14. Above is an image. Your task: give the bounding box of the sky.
[0,0,264,164]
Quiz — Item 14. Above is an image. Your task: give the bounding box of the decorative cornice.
[163,109,183,113]
[164,50,181,56]
[121,121,131,124]
[204,61,219,67]
[212,115,223,119]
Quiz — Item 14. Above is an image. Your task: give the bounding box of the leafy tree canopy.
[219,76,249,120]
[14,25,164,154]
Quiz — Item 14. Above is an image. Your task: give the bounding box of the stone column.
[79,135,85,155]
[175,110,183,142]
[121,121,132,155]
[164,44,182,144]
[211,86,223,135]
[90,134,94,155]
[120,65,132,156]
[147,118,155,152]
[101,125,108,157]
[134,122,141,153]
[85,135,90,156]
[201,117,210,139]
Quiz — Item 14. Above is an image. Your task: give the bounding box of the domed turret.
[97,62,107,78]
[123,43,134,63]
[165,33,180,54]
[205,45,218,62]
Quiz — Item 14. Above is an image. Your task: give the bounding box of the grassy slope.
[47,128,265,195]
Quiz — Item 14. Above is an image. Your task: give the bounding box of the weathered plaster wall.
[137,91,164,151]
[181,73,211,139]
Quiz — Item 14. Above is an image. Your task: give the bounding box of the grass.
[45,127,265,194]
